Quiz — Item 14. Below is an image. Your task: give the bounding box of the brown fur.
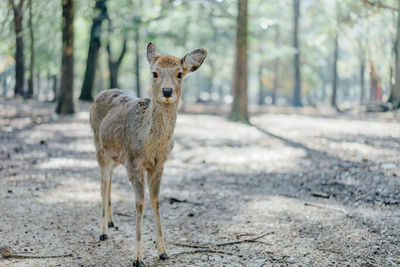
[89,42,207,264]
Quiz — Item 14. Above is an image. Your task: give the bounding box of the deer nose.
[162,88,173,98]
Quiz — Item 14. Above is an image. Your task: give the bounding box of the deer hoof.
[108,222,115,228]
[159,253,169,260]
[99,234,108,241]
[132,259,142,267]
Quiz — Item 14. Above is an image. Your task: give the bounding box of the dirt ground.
[0,99,399,267]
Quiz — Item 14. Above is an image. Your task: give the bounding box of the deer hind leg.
[107,177,115,228]
[97,149,115,241]
[126,158,145,266]
[148,167,168,260]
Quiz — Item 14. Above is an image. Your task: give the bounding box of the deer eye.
[152,72,158,78]
[177,72,183,79]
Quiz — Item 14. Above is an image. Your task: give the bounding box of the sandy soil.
[0,99,399,267]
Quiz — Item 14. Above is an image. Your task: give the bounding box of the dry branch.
[215,232,274,247]
[173,231,274,249]
[173,249,241,257]
[1,248,73,259]
[167,197,203,206]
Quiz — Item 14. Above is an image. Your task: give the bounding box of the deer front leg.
[126,159,145,267]
[147,167,168,260]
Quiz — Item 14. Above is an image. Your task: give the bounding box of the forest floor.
[0,98,399,267]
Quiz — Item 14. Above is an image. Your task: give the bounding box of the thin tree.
[258,63,264,106]
[359,47,366,105]
[79,0,108,101]
[272,25,281,105]
[56,0,75,114]
[9,0,25,97]
[393,0,400,108]
[293,0,302,107]
[27,0,34,98]
[106,19,127,89]
[331,31,339,109]
[133,18,141,97]
[229,0,248,122]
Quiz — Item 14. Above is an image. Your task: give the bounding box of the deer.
[89,42,207,266]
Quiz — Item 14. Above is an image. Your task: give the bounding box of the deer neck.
[147,98,179,143]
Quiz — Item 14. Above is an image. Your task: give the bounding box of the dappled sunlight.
[244,195,346,222]
[38,177,132,204]
[176,114,264,142]
[252,114,400,139]
[37,157,97,169]
[50,141,95,153]
[171,146,306,172]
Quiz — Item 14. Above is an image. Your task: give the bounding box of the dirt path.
[0,99,399,266]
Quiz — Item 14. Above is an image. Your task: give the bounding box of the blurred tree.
[393,0,400,108]
[257,61,265,106]
[230,0,248,122]
[26,0,34,98]
[360,48,366,105]
[293,0,302,106]
[369,59,382,102]
[79,0,108,101]
[133,16,141,97]
[8,0,25,97]
[106,18,127,89]
[56,0,75,114]
[272,25,281,105]
[331,2,339,109]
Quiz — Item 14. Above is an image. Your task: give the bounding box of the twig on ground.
[2,253,73,259]
[172,242,208,249]
[173,249,241,257]
[311,192,330,199]
[215,232,274,247]
[167,197,203,206]
[115,212,134,217]
[173,231,274,249]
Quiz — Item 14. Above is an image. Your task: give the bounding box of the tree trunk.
[293,0,302,107]
[229,0,248,122]
[272,26,280,105]
[52,75,57,102]
[27,0,34,98]
[9,0,25,97]
[79,0,107,101]
[258,64,264,106]
[107,38,127,89]
[36,72,40,99]
[393,0,400,108]
[331,32,339,108]
[369,59,381,103]
[56,0,75,114]
[360,50,366,105]
[106,18,127,89]
[134,25,141,97]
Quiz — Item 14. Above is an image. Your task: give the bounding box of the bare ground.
[0,99,399,267]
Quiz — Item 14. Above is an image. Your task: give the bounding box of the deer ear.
[146,42,159,64]
[181,48,207,75]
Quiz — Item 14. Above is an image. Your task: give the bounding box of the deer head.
[146,42,207,105]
